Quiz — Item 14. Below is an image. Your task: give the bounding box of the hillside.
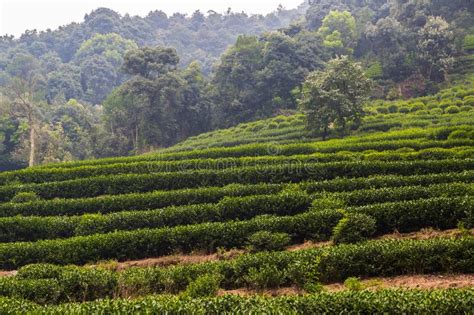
[0,79,472,312]
[1,1,473,169]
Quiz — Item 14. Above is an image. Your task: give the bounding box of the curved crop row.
[0,171,470,218]
[0,237,472,304]
[31,290,474,313]
[35,136,473,170]
[0,183,470,243]
[0,159,471,202]
[1,147,471,185]
[0,195,470,269]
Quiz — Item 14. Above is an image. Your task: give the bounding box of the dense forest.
[0,0,473,169]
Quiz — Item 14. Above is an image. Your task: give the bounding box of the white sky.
[0,0,302,37]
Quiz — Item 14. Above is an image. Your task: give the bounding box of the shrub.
[59,267,117,302]
[415,110,429,115]
[387,104,398,113]
[366,62,383,79]
[430,108,443,114]
[426,101,438,109]
[463,95,474,107]
[311,196,345,212]
[460,105,472,112]
[247,231,290,252]
[463,34,474,51]
[350,196,471,234]
[10,192,40,203]
[0,237,472,304]
[376,107,388,114]
[445,106,460,114]
[118,268,164,297]
[286,255,323,292]
[183,274,221,298]
[398,107,410,114]
[332,213,376,244]
[0,278,62,305]
[448,129,471,140]
[267,122,279,129]
[244,264,285,290]
[3,157,471,203]
[279,122,291,129]
[439,100,451,110]
[344,277,363,291]
[17,264,62,280]
[429,127,453,140]
[410,102,425,112]
[2,289,474,313]
[273,116,287,123]
[456,89,468,98]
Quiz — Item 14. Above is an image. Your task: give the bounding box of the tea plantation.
[0,82,473,313]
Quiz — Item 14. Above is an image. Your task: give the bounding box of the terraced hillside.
[0,82,473,313]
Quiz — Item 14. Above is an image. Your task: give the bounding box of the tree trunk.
[135,124,139,152]
[322,126,328,141]
[28,126,36,167]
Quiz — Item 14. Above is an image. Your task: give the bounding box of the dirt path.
[220,274,474,296]
[1,228,471,277]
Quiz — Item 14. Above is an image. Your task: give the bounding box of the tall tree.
[318,10,357,56]
[75,33,137,104]
[213,35,264,127]
[416,16,455,82]
[365,17,413,81]
[298,56,373,140]
[2,53,46,167]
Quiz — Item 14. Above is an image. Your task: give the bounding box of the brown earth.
[219,274,474,296]
[325,274,474,292]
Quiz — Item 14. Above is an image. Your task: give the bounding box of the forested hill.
[0,0,473,171]
[0,5,305,103]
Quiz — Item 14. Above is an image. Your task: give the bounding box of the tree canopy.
[298,57,373,140]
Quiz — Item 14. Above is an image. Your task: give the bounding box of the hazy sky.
[0,0,302,37]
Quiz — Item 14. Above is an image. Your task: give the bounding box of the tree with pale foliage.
[1,53,46,167]
[318,10,357,56]
[417,16,455,82]
[298,56,373,140]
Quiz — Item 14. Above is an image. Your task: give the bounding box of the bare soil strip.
[219,274,474,297]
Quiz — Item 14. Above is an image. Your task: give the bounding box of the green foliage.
[344,277,363,291]
[244,264,285,290]
[2,289,474,313]
[366,62,383,79]
[10,192,40,203]
[463,34,474,51]
[299,56,373,139]
[311,196,345,212]
[463,95,474,106]
[416,16,455,82]
[332,213,376,244]
[0,278,62,305]
[448,129,474,140]
[445,105,460,114]
[247,231,290,252]
[1,157,471,203]
[1,237,473,304]
[0,190,470,269]
[387,104,398,113]
[183,274,221,298]
[398,107,410,114]
[17,264,62,280]
[0,62,473,311]
[318,10,357,55]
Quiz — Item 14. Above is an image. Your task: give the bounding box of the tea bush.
[332,213,376,244]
